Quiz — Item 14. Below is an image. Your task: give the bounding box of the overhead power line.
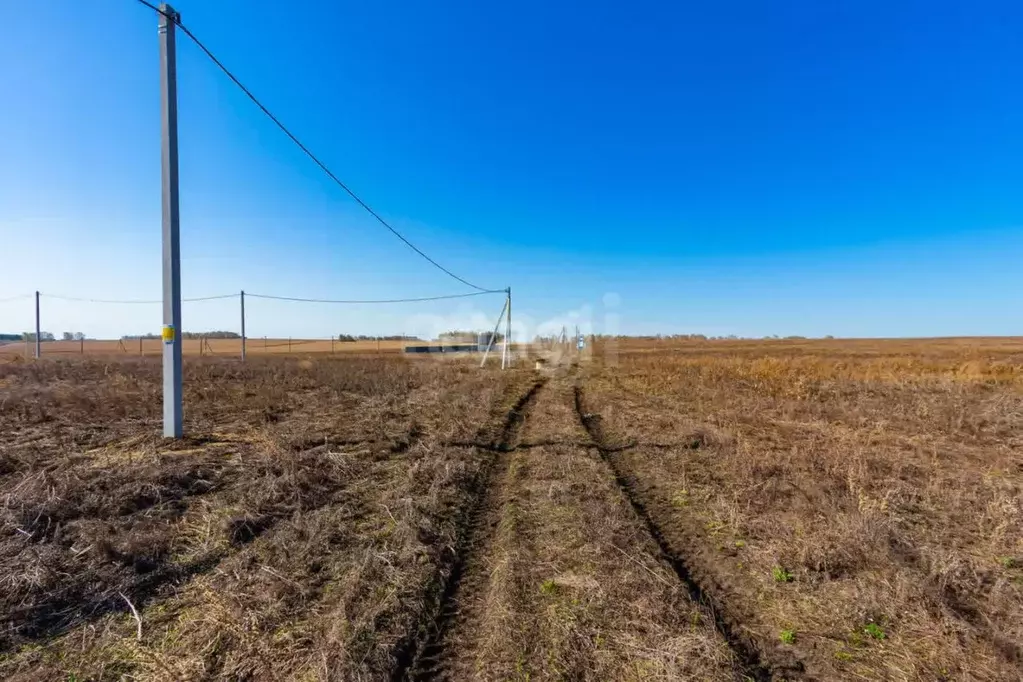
[132,0,493,293]
[246,290,503,304]
[35,290,501,304]
[41,293,237,304]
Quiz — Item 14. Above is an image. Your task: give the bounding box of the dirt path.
[572,382,807,681]
[405,373,749,681]
[400,378,547,680]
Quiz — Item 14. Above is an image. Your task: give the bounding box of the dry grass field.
[0,337,1020,680]
[0,338,408,358]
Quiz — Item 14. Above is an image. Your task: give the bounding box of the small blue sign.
[577,335,585,350]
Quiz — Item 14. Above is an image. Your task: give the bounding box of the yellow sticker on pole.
[162,325,175,344]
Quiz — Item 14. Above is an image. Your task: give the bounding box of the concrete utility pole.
[34,291,40,359]
[501,287,511,369]
[240,290,246,362]
[159,4,183,438]
[479,298,507,368]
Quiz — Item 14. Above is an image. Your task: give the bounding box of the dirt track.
[403,372,752,681]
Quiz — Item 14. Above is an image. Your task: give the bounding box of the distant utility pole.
[240,290,246,362]
[34,291,40,359]
[501,287,511,369]
[159,4,183,438]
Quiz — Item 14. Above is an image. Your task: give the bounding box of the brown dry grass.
[0,338,409,358]
[1,337,1020,681]
[583,337,1023,680]
[0,356,521,680]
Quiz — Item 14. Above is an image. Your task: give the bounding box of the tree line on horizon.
[3,332,84,342]
[437,330,504,343]
[0,331,839,344]
[336,334,420,342]
[120,331,242,340]
[336,331,504,343]
[2,331,245,342]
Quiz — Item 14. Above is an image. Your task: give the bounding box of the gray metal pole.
[160,4,183,438]
[240,290,246,362]
[34,291,40,359]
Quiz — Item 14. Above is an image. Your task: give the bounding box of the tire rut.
[393,378,547,682]
[572,383,803,682]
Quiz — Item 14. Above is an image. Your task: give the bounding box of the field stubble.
[583,337,1023,680]
[0,338,408,358]
[0,337,1020,681]
[0,356,522,679]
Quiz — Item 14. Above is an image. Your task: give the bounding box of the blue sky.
[1,0,1022,339]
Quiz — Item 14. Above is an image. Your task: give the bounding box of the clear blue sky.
[1,0,1021,339]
